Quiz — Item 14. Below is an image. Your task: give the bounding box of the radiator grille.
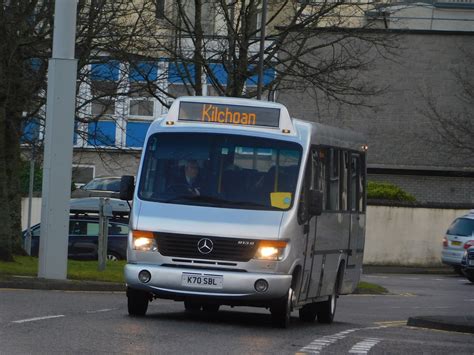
[156,233,258,262]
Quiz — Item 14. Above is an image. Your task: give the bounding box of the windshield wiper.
[225,201,271,209]
[161,195,228,205]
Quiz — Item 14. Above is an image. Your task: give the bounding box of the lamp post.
[256,0,268,100]
[38,0,78,280]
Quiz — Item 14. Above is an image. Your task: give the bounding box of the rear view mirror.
[120,175,135,201]
[309,189,323,216]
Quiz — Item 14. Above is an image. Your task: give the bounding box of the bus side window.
[350,154,359,212]
[360,154,366,212]
[327,148,340,211]
[340,151,349,211]
[313,148,327,210]
[349,153,365,212]
[298,157,311,224]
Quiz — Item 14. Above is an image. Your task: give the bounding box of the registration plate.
[181,273,223,289]
[451,241,462,246]
[469,260,474,266]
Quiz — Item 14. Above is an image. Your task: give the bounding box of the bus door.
[297,150,322,302]
[298,149,326,302]
[345,153,365,291]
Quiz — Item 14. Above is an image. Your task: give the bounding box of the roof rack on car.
[69,197,130,219]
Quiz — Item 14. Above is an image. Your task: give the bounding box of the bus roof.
[152,97,366,152]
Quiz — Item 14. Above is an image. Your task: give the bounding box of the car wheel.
[127,287,150,316]
[467,275,474,283]
[453,266,464,276]
[184,301,201,311]
[106,252,121,261]
[270,288,293,328]
[299,302,318,322]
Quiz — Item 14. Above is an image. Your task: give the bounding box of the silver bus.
[120,96,367,328]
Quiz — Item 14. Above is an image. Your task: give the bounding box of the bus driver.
[170,160,203,196]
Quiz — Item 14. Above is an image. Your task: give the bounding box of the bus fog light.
[138,270,151,283]
[254,279,268,293]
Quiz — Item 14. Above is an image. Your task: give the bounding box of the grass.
[1,256,388,294]
[0,256,126,283]
[354,281,388,294]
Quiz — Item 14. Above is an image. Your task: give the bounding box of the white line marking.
[464,299,474,302]
[86,308,115,314]
[348,338,381,354]
[297,326,390,354]
[12,315,65,324]
[402,277,419,280]
[298,328,360,354]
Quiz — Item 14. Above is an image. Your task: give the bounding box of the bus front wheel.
[317,279,339,324]
[127,288,149,316]
[270,288,293,328]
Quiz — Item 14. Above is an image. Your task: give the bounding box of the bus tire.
[299,303,318,322]
[270,288,293,328]
[202,304,220,312]
[317,272,341,324]
[184,301,201,311]
[127,287,149,316]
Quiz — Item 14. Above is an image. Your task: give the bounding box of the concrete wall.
[21,197,42,230]
[20,198,469,266]
[364,206,471,266]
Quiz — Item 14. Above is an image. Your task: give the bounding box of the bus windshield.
[138,132,302,211]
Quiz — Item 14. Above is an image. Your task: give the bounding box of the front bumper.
[125,263,291,302]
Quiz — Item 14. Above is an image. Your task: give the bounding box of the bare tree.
[121,0,397,104]
[0,0,164,260]
[422,53,474,157]
[0,0,395,260]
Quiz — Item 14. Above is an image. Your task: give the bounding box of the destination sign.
[178,102,280,128]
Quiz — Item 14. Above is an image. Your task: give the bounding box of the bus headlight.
[254,241,287,261]
[132,230,158,251]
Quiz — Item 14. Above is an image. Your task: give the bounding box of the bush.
[20,160,43,196]
[367,181,416,202]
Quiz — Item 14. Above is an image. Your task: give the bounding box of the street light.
[38,0,78,280]
[257,0,268,100]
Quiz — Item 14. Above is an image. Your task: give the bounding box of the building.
[21,1,474,204]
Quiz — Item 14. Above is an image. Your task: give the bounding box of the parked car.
[24,215,129,261]
[441,210,474,274]
[71,176,122,198]
[461,246,474,283]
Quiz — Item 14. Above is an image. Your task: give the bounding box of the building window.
[72,165,95,187]
[129,62,157,118]
[155,0,165,19]
[246,66,276,87]
[88,121,116,147]
[21,118,40,144]
[90,61,119,117]
[125,121,151,148]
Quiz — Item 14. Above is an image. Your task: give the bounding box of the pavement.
[1,265,473,334]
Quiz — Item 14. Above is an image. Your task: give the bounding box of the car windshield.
[447,217,474,236]
[83,178,121,192]
[138,132,302,210]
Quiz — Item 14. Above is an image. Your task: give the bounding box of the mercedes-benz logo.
[197,238,213,254]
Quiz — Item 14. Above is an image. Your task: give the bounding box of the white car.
[441,210,474,274]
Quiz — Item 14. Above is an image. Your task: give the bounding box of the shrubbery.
[20,160,43,196]
[367,181,416,202]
